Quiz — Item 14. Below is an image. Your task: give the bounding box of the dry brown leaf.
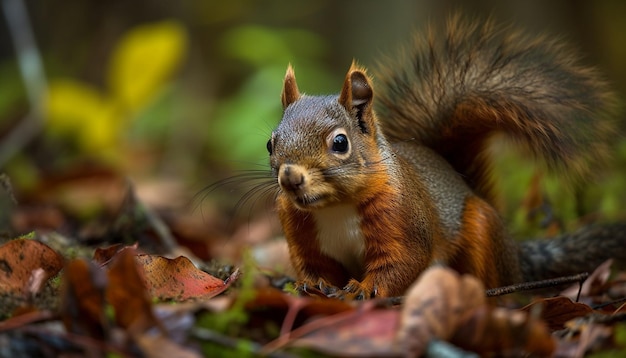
[106,248,161,334]
[60,259,108,338]
[560,259,613,301]
[0,237,64,297]
[397,266,555,357]
[292,308,400,356]
[396,266,485,356]
[93,243,138,265]
[522,296,593,331]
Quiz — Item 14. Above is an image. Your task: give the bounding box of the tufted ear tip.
[281,64,301,109]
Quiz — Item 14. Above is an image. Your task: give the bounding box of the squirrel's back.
[376,16,617,200]
[269,15,622,296]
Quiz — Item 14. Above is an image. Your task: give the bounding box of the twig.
[308,273,590,305]
[0,0,47,167]
[486,273,589,297]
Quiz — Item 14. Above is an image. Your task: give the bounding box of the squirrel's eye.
[332,134,349,153]
[266,139,273,155]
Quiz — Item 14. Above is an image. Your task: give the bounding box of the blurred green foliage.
[209,26,336,168]
[0,1,625,233]
[0,62,24,116]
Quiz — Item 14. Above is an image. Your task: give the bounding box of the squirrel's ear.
[339,62,374,133]
[281,64,301,109]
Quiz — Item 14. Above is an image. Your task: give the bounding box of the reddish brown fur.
[270,16,617,298]
[354,170,435,296]
[277,195,351,287]
[443,195,520,289]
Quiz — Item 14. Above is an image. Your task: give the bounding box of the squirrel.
[265,16,624,298]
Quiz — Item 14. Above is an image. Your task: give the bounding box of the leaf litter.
[0,167,625,357]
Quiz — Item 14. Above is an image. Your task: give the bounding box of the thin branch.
[0,0,47,168]
[486,273,589,297]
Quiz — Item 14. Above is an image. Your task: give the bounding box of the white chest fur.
[313,205,366,279]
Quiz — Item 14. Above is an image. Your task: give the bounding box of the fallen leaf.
[560,259,613,301]
[60,259,108,339]
[397,266,555,357]
[106,248,160,334]
[522,296,593,331]
[397,266,485,356]
[135,254,238,301]
[93,242,138,265]
[0,237,64,297]
[291,307,400,356]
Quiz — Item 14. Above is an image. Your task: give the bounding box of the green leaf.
[218,26,327,68]
[209,67,284,168]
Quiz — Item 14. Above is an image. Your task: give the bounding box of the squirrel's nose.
[278,164,306,191]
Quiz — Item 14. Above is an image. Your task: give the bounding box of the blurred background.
[1,0,625,260]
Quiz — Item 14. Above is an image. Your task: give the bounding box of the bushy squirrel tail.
[519,223,626,281]
[375,15,617,200]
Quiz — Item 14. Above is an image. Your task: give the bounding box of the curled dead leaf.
[396,266,485,356]
[397,266,555,357]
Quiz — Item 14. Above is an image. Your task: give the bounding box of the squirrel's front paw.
[342,279,378,300]
[295,279,340,297]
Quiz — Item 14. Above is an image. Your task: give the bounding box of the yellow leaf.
[46,78,122,157]
[107,20,187,112]
[46,79,107,132]
[75,103,122,156]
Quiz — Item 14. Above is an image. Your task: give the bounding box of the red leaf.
[134,254,237,301]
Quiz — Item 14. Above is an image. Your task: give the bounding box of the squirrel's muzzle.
[278,164,306,192]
